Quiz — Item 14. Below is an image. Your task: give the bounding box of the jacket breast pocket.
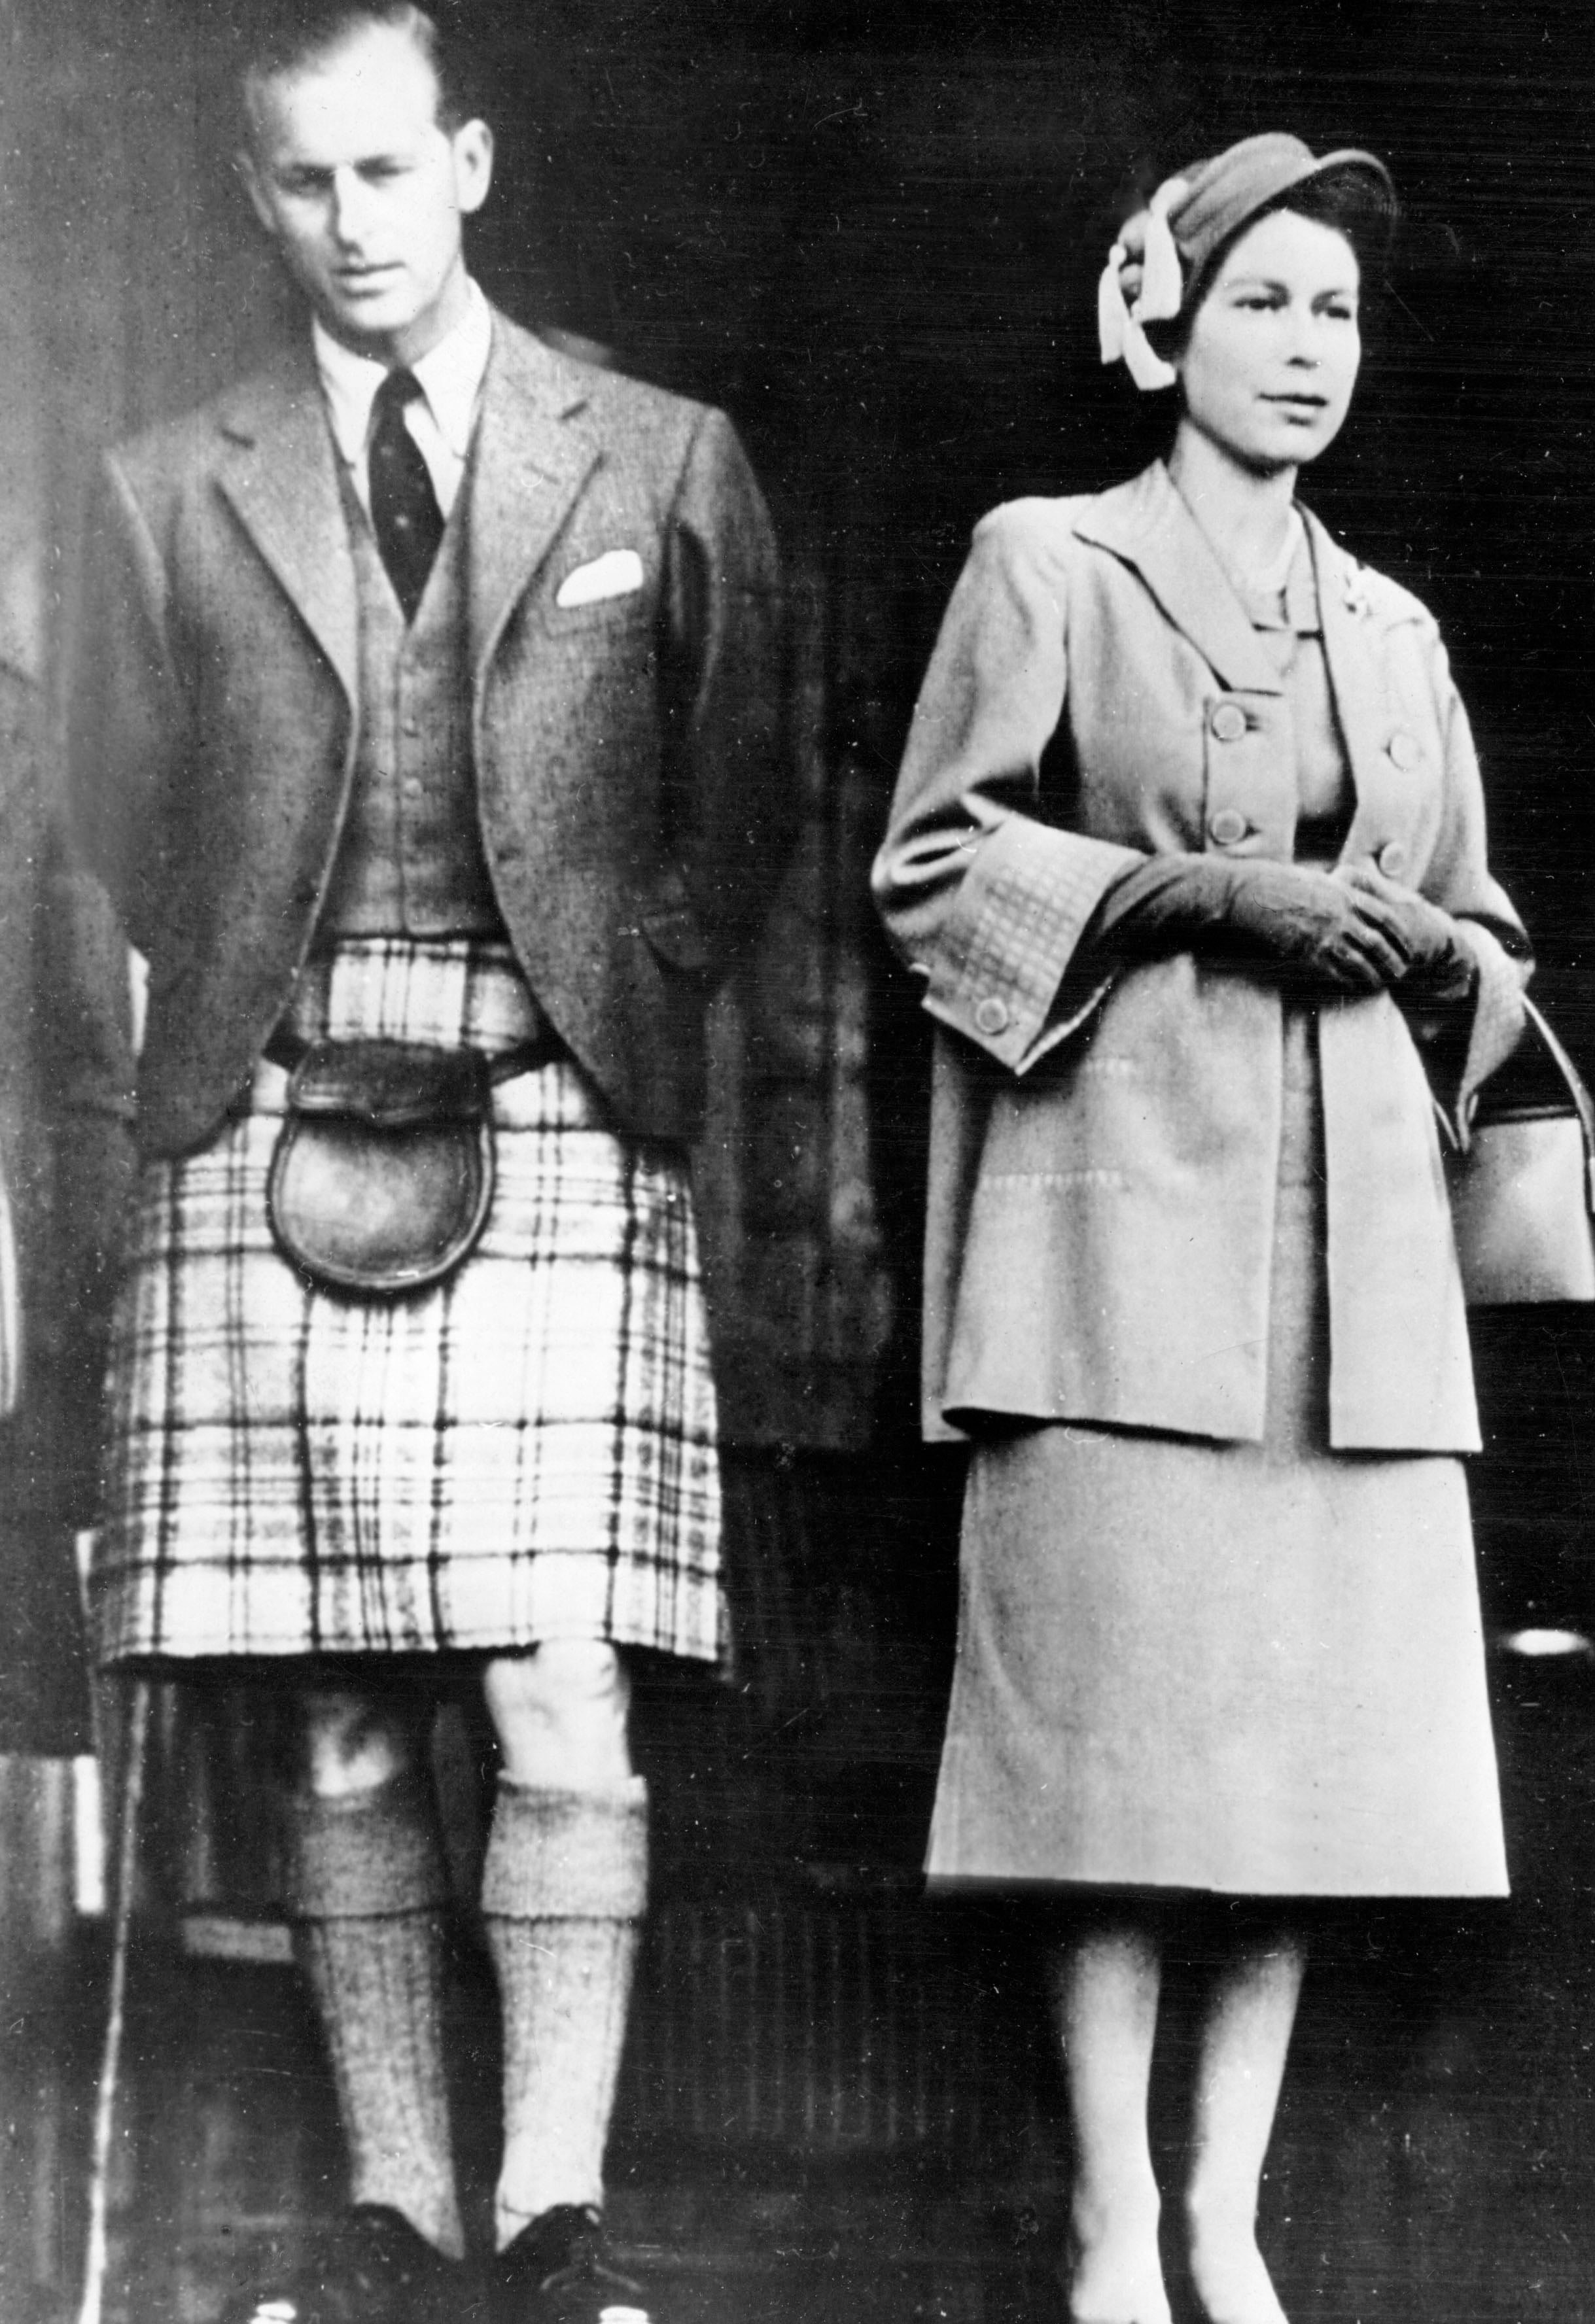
[540,567,655,635]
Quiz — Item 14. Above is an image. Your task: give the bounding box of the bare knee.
[483,1641,633,1790]
[297,1680,429,1798]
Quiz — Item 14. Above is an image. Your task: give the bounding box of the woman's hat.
[1098,133,1395,391]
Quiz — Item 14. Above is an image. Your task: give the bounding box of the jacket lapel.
[1073,463,1284,697]
[1306,508,1407,859]
[209,317,602,700]
[466,317,601,682]
[213,350,359,702]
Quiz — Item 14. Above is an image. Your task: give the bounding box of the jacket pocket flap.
[287,1039,490,1127]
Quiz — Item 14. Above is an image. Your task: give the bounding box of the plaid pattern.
[93,939,724,1665]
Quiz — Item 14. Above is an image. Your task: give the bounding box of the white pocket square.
[555,548,644,608]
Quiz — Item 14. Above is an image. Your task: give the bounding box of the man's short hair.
[237,1,476,145]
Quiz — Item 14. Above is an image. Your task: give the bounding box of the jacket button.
[974,996,1010,1037]
[1388,731,1419,770]
[1377,841,1408,878]
[1209,808,1248,847]
[1210,701,1248,744]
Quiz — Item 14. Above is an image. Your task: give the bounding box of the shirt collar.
[1281,529,1321,634]
[1233,517,1321,636]
[313,278,493,467]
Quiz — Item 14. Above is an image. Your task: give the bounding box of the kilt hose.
[92,937,726,1667]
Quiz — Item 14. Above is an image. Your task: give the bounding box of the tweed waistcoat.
[317,476,504,937]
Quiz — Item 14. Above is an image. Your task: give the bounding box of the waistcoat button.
[1210,701,1248,744]
[1209,808,1248,847]
[1388,731,1419,770]
[1377,841,1408,878]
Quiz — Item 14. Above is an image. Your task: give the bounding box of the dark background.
[7,3,1595,2317]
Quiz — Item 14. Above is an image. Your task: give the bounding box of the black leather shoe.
[223,2204,466,2324]
[489,2204,654,2324]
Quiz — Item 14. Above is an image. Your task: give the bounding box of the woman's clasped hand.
[1227,859,1423,990]
[1333,859,1481,1001]
[1102,852,1477,997]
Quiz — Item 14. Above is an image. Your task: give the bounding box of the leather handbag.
[1446,997,1595,1306]
[267,1037,540,1298]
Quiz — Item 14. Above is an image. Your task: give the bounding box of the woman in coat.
[872,135,1527,2324]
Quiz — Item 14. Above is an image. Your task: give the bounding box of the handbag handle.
[1493,996,1595,1216]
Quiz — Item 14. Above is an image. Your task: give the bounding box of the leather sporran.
[268,1039,493,1298]
[1446,997,1595,1306]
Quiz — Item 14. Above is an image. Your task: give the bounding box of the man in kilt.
[68,5,789,2319]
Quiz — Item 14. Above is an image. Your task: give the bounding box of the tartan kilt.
[92,938,725,1666]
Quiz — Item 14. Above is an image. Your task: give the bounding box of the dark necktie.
[368,368,444,623]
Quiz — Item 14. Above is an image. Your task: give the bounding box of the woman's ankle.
[1182,2188,1288,2324]
[1066,2172,1170,2324]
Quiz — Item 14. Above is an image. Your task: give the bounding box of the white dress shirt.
[313,277,493,522]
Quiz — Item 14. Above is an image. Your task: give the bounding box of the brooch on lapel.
[1341,564,1371,621]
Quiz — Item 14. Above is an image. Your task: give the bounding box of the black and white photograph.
[2,4,1594,2321]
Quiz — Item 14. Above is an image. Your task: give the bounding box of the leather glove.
[1095,853,1415,994]
[1332,861,1478,1006]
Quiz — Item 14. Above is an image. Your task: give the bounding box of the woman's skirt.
[92,937,724,1668]
[926,1011,1507,1898]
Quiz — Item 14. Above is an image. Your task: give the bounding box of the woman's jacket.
[873,462,1526,1455]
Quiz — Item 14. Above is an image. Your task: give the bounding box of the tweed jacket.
[0,550,135,1748]
[69,309,791,1157]
[873,462,1526,1455]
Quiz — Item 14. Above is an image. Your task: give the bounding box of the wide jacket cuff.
[920,818,1142,1071]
